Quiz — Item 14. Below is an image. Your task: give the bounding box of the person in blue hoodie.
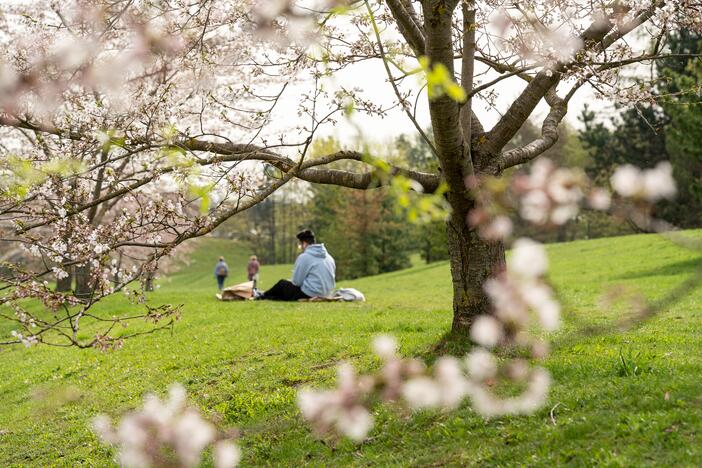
[255,229,335,301]
[214,256,229,291]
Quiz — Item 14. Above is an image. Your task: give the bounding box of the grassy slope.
[1,233,702,466]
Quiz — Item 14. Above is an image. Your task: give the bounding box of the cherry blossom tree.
[1,0,700,454]
[1,0,700,346]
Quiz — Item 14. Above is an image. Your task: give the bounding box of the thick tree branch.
[459,1,476,179]
[490,3,666,164]
[275,153,440,192]
[385,0,426,57]
[1,115,440,235]
[484,1,668,154]
[365,0,437,157]
[496,88,567,173]
[422,0,462,176]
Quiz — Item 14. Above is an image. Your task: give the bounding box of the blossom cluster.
[468,158,594,240]
[10,330,38,348]
[93,384,240,468]
[610,162,677,202]
[512,159,589,226]
[298,331,553,441]
[297,236,562,441]
[469,158,677,242]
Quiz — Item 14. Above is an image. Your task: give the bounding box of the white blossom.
[466,348,498,381]
[373,335,398,360]
[469,315,503,348]
[434,357,470,409]
[611,162,677,202]
[520,282,561,331]
[402,377,442,410]
[643,162,677,201]
[509,238,548,278]
[52,267,69,280]
[520,190,550,224]
[469,369,551,418]
[335,406,374,442]
[588,188,612,210]
[611,164,644,198]
[173,411,216,467]
[214,441,242,468]
[92,384,239,467]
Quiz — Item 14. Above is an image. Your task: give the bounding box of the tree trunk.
[74,264,93,298]
[269,197,277,263]
[55,260,73,292]
[446,210,505,335]
[145,271,154,292]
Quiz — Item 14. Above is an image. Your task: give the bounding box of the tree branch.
[496,87,567,173]
[365,0,437,157]
[485,3,662,155]
[384,0,426,57]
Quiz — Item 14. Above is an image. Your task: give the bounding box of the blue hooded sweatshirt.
[291,243,336,297]
[214,260,229,277]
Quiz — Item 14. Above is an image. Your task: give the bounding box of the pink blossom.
[373,335,398,360]
[469,315,504,348]
[509,238,548,278]
[401,377,442,410]
[466,348,498,381]
[214,441,241,468]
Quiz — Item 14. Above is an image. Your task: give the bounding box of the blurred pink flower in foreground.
[92,384,240,468]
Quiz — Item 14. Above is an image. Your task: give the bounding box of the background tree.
[308,137,414,279]
[659,31,702,228]
[577,30,702,230]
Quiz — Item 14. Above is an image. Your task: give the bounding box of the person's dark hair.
[296,229,316,244]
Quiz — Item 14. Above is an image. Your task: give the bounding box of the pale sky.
[265,56,616,149]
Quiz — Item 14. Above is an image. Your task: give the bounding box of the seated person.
[256,229,335,301]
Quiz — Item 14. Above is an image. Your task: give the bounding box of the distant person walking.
[214,256,229,291]
[255,229,335,301]
[247,255,260,288]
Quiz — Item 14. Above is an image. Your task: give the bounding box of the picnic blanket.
[216,280,254,301]
[216,283,365,302]
[299,288,366,302]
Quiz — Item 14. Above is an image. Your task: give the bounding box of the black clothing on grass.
[260,279,310,301]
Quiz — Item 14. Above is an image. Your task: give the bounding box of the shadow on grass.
[419,330,475,364]
[616,257,702,280]
[373,261,447,280]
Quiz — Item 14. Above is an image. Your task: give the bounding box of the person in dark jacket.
[255,229,335,301]
[247,255,260,288]
[214,256,229,291]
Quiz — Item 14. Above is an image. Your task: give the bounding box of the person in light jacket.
[255,229,335,301]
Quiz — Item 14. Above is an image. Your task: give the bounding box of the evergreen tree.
[658,31,702,228]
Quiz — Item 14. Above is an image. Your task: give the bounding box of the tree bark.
[74,264,93,298]
[145,271,155,292]
[445,200,505,334]
[55,261,73,292]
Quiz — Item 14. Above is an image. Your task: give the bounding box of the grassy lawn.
[1,232,702,466]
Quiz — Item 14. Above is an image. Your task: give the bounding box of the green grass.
[1,232,702,466]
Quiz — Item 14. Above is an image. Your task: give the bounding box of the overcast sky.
[261,43,620,149]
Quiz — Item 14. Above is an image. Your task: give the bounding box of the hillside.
[1,232,702,466]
